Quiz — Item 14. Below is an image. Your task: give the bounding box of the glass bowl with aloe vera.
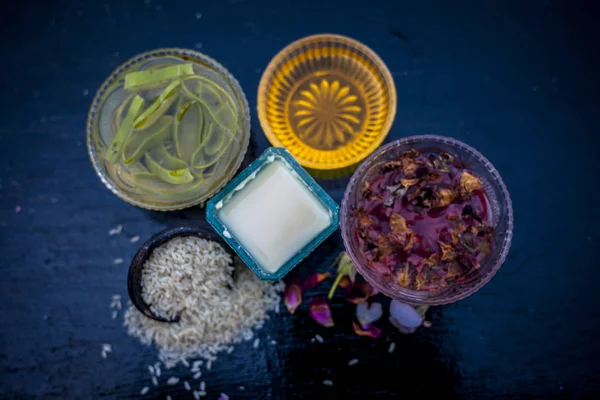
[86,48,250,210]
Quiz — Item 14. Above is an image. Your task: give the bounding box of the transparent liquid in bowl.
[95,56,244,204]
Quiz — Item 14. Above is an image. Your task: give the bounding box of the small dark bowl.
[127,226,235,323]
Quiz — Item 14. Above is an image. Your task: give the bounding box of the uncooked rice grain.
[167,377,179,385]
[200,381,205,391]
[348,358,359,366]
[123,236,284,368]
[184,381,191,391]
[193,372,202,379]
[323,380,334,386]
[140,387,149,395]
[315,334,324,343]
[152,376,158,386]
[388,342,396,353]
[253,338,260,348]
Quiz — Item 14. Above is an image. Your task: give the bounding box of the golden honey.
[258,34,397,170]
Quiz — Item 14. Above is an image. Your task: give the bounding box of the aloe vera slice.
[133,80,180,129]
[125,63,194,90]
[146,153,194,185]
[181,76,239,134]
[173,100,204,164]
[105,95,144,163]
[191,121,235,169]
[131,172,206,199]
[148,144,187,171]
[122,116,172,165]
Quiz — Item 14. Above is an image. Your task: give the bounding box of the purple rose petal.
[309,297,334,327]
[356,302,383,328]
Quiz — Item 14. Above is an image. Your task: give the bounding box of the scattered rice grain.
[167,377,179,385]
[113,258,123,265]
[220,394,229,400]
[323,380,334,386]
[198,391,207,397]
[253,338,260,348]
[130,235,140,243]
[270,340,277,345]
[108,224,123,236]
[184,381,191,391]
[140,387,149,395]
[226,346,234,354]
[200,381,205,391]
[388,342,396,353]
[348,358,359,366]
[181,358,190,368]
[111,310,118,320]
[193,391,201,400]
[155,366,161,377]
[194,371,202,379]
[101,351,107,359]
[152,376,158,386]
[148,365,155,375]
[206,360,212,371]
[314,334,324,343]
[166,396,172,400]
[102,344,112,352]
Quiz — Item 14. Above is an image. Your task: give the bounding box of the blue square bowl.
[206,147,340,281]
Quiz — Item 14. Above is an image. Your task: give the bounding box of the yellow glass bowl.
[257,34,397,170]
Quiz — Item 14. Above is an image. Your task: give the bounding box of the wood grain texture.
[1,0,599,399]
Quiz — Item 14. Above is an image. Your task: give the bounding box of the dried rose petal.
[304,272,331,290]
[309,297,334,327]
[433,188,457,208]
[352,321,381,338]
[390,213,410,234]
[356,302,383,328]
[345,282,375,304]
[284,283,302,314]
[396,263,411,287]
[439,241,456,262]
[460,171,482,196]
[400,177,419,188]
[377,235,394,256]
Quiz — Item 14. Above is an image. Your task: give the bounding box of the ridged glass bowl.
[86,48,251,211]
[257,34,397,170]
[341,135,514,305]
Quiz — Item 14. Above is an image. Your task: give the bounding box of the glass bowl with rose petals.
[340,135,513,305]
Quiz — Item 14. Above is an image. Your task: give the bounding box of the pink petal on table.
[356,302,383,328]
[304,272,331,290]
[309,297,334,327]
[284,283,302,314]
[352,321,381,338]
[344,281,375,304]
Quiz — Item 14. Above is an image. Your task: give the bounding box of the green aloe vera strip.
[173,100,204,164]
[125,63,194,90]
[133,80,180,129]
[122,116,172,164]
[191,121,235,169]
[148,144,188,171]
[111,94,134,134]
[146,152,194,185]
[131,172,206,200]
[105,95,145,163]
[181,76,239,134]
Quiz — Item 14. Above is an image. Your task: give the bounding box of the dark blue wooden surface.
[1,0,599,399]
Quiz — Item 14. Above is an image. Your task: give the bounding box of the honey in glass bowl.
[258,34,397,170]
